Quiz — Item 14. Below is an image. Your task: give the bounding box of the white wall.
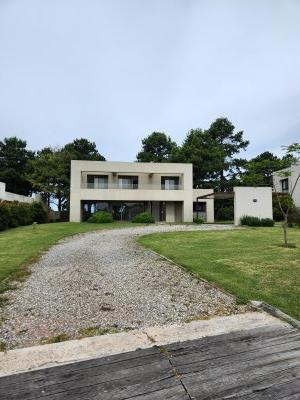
[234,187,273,225]
[193,189,214,223]
[0,182,36,204]
[273,162,300,207]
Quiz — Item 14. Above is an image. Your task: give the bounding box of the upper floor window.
[118,176,138,189]
[281,178,289,192]
[161,176,179,190]
[87,175,108,189]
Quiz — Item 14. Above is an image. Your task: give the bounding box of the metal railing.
[81,182,183,190]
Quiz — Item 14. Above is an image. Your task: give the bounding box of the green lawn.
[139,227,300,320]
[0,222,136,296]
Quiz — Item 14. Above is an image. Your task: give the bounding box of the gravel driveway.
[0,224,247,349]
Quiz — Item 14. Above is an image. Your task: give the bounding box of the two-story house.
[70,160,214,223]
[273,162,300,207]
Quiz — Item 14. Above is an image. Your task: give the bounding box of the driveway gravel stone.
[0,224,248,349]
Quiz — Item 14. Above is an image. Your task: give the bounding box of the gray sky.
[0,0,299,160]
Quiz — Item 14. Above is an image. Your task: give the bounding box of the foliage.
[193,217,204,224]
[139,228,300,319]
[0,137,34,195]
[132,212,155,223]
[136,132,177,162]
[0,201,48,231]
[241,151,293,186]
[240,215,274,227]
[30,202,49,223]
[87,211,114,223]
[173,118,249,190]
[28,139,105,211]
[273,194,296,221]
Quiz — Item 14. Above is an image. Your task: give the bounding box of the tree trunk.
[283,214,288,247]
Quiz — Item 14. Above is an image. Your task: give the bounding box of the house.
[273,162,300,207]
[69,161,214,223]
[0,182,36,204]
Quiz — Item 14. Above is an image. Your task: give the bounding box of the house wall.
[234,186,273,225]
[193,189,215,223]
[0,182,36,204]
[273,163,300,207]
[70,161,195,222]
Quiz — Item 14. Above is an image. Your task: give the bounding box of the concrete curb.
[0,311,288,377]
[251,300,300,330]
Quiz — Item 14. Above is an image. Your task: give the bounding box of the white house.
[70,160,273,225]
[273,162,300,207]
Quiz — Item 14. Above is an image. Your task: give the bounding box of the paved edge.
[251,300,300,329]
[0,311,289,377]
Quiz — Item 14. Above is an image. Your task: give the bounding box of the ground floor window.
[81,201,146,221]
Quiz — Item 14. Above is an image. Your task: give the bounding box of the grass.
[0,221,138,297]
[139,227,300,320]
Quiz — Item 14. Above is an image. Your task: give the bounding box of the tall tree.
[136,132,177,162]
[241,151,293,186]
[28,138,105,211]
[206,118,249,190]
[0,137,34,195]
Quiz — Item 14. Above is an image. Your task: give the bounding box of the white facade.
[234,186,273,225]
[0,182,35,204]
[273,162,300,207]
[70,161,214,223]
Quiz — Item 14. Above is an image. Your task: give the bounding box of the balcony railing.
[81,182,183,190]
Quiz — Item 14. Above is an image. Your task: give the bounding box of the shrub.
[193,217,204,224]
[260,218,275,227]
[0,200,49,231]
[0,202,12,230]
[30,202,49,223]
[132,212,155,223]
[87,211,114,223]
[240,215,274,227]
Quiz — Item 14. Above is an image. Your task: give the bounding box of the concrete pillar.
[69,196,81,222]
[166,202,175,223]
[183,200,193,222]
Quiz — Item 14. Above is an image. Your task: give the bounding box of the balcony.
[81,182,183,190]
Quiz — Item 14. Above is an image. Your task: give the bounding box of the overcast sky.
[0,0,299,161]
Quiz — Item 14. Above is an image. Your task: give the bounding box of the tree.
[273,143,300,247]
[0,137,34,195]
[136,132,177,162]
[173,118,249,190]
[172,129,222,187]
[241,151,293,186]
[206,118,249,190]
[27,138,105,211]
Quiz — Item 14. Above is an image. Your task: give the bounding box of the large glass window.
[87,175,108,189]
[118,176,138,189]
[161,176,179,190]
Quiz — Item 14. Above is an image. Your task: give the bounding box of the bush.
[240,215,274,227]
[132,212,155,223]
[193,217,204,224]
[0,200,49,231]
[260,218,275,227]
[87,211,114,223]
[30,202,49,223]
[0,202,12,230]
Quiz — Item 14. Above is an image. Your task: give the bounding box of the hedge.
[240,215,274,227]
[132,212,155,223]
[0,201,48,231]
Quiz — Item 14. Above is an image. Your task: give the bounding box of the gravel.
[0,224,248,349]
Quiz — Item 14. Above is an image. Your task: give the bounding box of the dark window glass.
[87,175,108,189]
[281,178,289,192]
[193,202,206,212]
[118,176,138,189]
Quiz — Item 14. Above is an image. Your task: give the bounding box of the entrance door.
[159,201,166,221]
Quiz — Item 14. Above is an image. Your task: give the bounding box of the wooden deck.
[1,325,299,399]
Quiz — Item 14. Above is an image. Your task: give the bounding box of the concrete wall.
[70,160,195,222]
[0,182,35,204]
[273,162,300,207]
[234,186,273,225]
[193,189,215,223]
